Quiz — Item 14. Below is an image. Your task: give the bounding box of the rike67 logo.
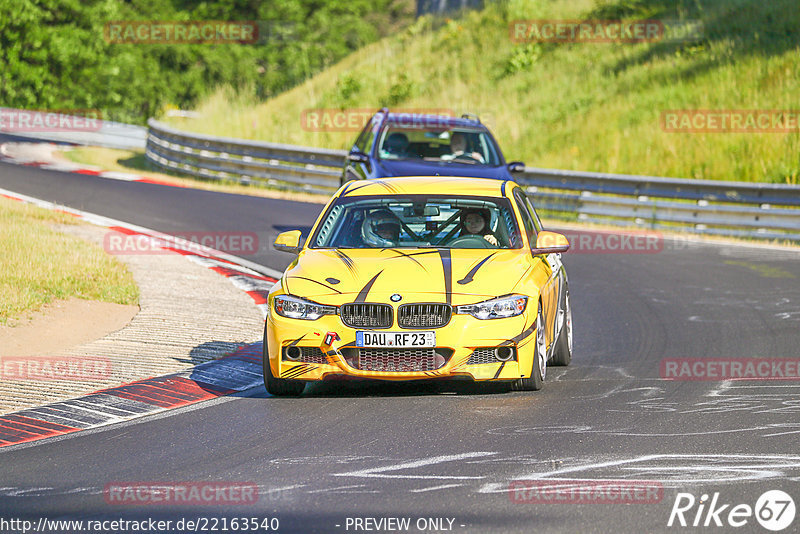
[668,490,795,531]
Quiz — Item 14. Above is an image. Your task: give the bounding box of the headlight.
[274,295,337,320]
[456,295,527,320]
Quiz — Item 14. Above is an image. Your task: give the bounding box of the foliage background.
[0,0,415,123]
[172,0,800,183]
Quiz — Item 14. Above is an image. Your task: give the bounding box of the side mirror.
[531,231,569,255]
[347,151,369,164]
[507,161,525,173]
[273,230,303,254]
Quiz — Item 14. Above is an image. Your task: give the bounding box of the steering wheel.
[452,153,484,163]
[448,235,494,249]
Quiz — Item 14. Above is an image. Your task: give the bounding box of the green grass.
[0,197,139,325]
[166,0,800,184]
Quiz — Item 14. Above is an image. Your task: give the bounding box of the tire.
[551,286,572,366]
[262,324,305,396]
[512,301,546,391]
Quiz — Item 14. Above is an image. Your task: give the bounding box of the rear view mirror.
[531,231,570,255]
[404,205,440,217]
[274,230,302,254]
[507,161,525,173]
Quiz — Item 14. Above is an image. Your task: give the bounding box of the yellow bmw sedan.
[263,176,572,395]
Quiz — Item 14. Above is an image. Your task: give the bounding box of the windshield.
[311,195,522,249]
[377,125,501,166]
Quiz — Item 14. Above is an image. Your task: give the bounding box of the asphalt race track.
[2,151,800,533]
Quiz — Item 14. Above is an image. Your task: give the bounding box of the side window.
[523,195,543,234]
[354,122,372,152]
[513,190,537,248]
[482,133,502,166]
[364,122,381,153]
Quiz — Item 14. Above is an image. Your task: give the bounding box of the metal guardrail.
[146,119,800,241]
[146,119,345,196]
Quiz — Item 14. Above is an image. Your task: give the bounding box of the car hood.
[280,248,532,305]
[376,159,510,180]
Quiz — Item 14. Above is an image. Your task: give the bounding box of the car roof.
[339,176,514,198]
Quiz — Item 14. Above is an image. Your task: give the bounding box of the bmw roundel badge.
[390,294,402,302]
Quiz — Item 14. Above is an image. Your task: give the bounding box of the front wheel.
[512,301,546,391]
[262,325,305,396]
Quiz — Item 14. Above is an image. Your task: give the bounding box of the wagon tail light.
[455,295,527,320]
[273,295,337,320]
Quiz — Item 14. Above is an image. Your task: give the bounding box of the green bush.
[0,0,415,123]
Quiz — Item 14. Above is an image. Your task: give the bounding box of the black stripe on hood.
[457,253,497,285]
[354,270,383,302]
[437,249,452,306]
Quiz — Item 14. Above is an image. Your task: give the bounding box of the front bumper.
[265,311,536,382]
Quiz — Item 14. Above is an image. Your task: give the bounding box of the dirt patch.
[0,297,139,357]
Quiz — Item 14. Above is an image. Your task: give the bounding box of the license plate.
[356,331,435,348]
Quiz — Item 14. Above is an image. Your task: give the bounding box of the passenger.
[460,208,498,246]
[361,209,401,247]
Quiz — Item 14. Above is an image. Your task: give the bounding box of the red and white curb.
[0,345,264,447]
[0,142,182,188]
[0,186,283,448]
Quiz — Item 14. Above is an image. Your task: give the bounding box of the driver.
[460,209,498,246]
[448,132,485,163]
[382,132,410,159]
[361,209,401,248]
